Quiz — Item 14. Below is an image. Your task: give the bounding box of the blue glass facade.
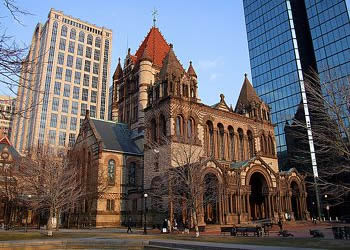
[243,0,350,169]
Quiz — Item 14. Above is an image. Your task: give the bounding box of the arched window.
[228,126,234,161]
[160,114,166,138]
[176,116,182,137]
[95,37,101,48]
[268,135,274,155]
[79,31,85,42]
[108,159,115,185]
[129,162,136,186]
[238,128,244,161]
[218,123,225,160]
[151,118,157,142]
[187,118,194,139]
[87,34,93,45]
[70,28,76,40]
[61,25,67,37]
[247,130,254,158]
[261,134,267,154]
[206,121,214,156]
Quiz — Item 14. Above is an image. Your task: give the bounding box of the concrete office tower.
[0,95,16,137]
[243,0,350,169]
[12,9,112,153]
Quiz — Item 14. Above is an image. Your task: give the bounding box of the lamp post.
[144,193,148,234]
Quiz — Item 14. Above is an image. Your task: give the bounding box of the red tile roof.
[134,27,170,67]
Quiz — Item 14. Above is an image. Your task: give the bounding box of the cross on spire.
[152,8,158,27]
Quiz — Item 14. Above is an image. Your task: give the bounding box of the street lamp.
[144,193,148,234]
[326,205,330,220]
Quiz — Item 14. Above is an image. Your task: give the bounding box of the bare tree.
[286,69,350,206]
[147,136,217,237]
[14,146,82,234]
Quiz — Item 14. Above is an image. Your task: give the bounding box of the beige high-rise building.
[0,95,16,137]
[12,9,112,153]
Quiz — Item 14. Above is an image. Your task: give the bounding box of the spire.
[113,57,123,81]
[187,61,197,78]
[134,27,170,67]
[140,47,152,62]
[235,73,262,112]
[159,44,185,80]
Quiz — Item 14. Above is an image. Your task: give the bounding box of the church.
[71,25,309,228]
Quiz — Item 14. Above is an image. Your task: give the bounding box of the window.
[90,105,96,117]
[187,119,193,138]
[91,90,97,103]
[50,113,58,127]
[238,129,244,160]
[207,121,214,156]
[73,87,80,99]
[74,71,81,84]
[54,82,61,95]
[68,41,75,53]
[65,69,72,82]
[93,62,99,74]
[74,59,82,71]
[68,133,75,147]
[81,103,87,116]
[94,49,100,61]
[86,47,92,58]
[87,34,93,45]
[59,38,66,50]
[84,60,91,72]
[218,123,224,160]
[77,44,83,56]
[95,37,101,48]
[63,84,70,97]
[229,127,234,161]
[71,101,78,115]
[83,74,90,86]
[248,131,254,158]
[58,52,64,65]
[52,97,59,111]
[49,130,56,145]
[82,88,88,101]
[59,131,66,146]
[67,55,73,67]
[176,116,183,137]
[108,160,115,185]
[70,28,76,40]
[62,99,69,113]
[60,115,67,129]
[160,115,166,138]
[151,118,157,141]
[106,199,115,211]
[129,162,136,186]
[78,31,84,42]
[92,76,98,88]
[61,25,67,37]
[56,67,63,79]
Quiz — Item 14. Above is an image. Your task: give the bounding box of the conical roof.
[235,74,262,111]
[134,27,170,67]
[187,61,197,77]
[159,44,185,80]
[113,58,123,81]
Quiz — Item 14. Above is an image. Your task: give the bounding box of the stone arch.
[228,126,235,161]
[217,123,225,160]
[205,120,214,156]
[247,130,255,158]
[237,128,244,161]
[175,114,184,138]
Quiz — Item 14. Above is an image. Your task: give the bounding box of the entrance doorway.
[291,182,300,220]
[203,173,219,224]
[249,172,268,220]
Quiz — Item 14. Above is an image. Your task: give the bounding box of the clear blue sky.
[3,0,251,107]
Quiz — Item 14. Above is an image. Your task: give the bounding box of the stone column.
[247,193,251,221]
[268,195,272,218]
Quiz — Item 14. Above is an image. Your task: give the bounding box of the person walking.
[278,218,283,232]
[167,218,172,233]
[127,216,132,233]
[162,219,167,233]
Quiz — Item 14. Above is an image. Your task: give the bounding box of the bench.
[310,229,324,238]
[220,226,234,235]
[233,226,261,237]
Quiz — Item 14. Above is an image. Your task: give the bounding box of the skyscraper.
[243,0,350,169]
[12,9,112,153]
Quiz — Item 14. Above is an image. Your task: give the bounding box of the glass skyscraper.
[243,0,350,169]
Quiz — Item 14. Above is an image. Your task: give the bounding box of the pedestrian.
[173,219,178,232]
[162,219,167,233]
[127,216,132,233]
[278,218,283,232]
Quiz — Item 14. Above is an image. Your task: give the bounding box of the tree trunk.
[55,209,60,231]
[192,209,199,237]
[47,207,53,236]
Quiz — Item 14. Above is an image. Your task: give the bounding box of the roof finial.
[152,8,158,27]
[244,73,247,78]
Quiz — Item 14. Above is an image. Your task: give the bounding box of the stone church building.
[71,25,309,227]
